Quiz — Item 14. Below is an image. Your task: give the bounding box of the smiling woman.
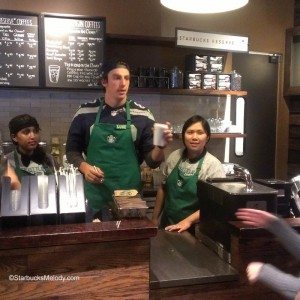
[183,117,210,159]
[152,115,225,234]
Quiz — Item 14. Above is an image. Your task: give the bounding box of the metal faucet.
[233,164,253,191]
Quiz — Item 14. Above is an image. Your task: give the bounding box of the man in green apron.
[152,115,225,234]
[66,59,173,220]
[6,114,55,182]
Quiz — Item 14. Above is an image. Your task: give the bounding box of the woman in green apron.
[6,114,55,182]
[152,115,225,234]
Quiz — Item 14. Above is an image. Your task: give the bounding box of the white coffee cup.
[153,123,168,147]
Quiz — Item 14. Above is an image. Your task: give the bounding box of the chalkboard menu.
[0,12,39,87]
[43,15,105,89]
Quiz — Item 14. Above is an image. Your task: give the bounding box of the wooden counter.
[229,218,300,276]
[1,217,299,299]
[0,219,157,299]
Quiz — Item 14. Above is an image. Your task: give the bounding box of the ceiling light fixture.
[160,0,249,14]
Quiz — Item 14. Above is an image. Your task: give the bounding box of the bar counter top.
[0,218,157,250]
[150,230,238,289]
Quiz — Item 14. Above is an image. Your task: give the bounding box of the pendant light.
[160,0,249,14]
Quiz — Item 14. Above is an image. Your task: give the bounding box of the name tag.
[116,124,127,130]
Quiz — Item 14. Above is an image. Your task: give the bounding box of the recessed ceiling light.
[160,0,249,14]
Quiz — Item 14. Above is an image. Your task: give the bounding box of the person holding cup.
[152,115,225,233]
[66,59,173,221]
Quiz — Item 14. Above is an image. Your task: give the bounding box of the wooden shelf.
[106,33,247,139]
[129,88,247,97]
[173,133,246,139]
[106,34,247,97]
[284,87,300,96]
[106,33,175,47]
[211,133,246,138]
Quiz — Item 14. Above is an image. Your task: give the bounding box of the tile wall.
[0,89,227,164]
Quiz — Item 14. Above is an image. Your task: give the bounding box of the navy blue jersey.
[66,98,158,168]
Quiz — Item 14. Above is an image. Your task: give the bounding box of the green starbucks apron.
[160,155,204,228]
[85,99,141,210]
[14,150,53,180]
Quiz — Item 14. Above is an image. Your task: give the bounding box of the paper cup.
[153,123,168,147]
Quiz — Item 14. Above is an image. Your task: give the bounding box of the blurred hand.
[165,219,192,233]
[246,262,264,284]
[5,165,21,190]
[79,162,104,184]
[235,208,277,228]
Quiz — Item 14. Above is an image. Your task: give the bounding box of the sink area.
[207,180,278,196]
[197,179,278,222]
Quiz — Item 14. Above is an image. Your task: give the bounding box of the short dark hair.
[181,115,211,145]
[9,114,40,135]
[100,59,130,80]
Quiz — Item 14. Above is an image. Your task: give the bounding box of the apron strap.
[125,100,131,126]
[95,98,104,125]
[195,156,204,173]
[14,149,23,180]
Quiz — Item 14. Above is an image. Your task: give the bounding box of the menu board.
[0,12,39,87]
[43,15,105,89]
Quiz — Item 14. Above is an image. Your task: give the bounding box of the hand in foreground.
[246,262,264,284]
[5,165,21,190]
[235,208,277,228]
[165,219,192,233]
[79,162,104,184]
